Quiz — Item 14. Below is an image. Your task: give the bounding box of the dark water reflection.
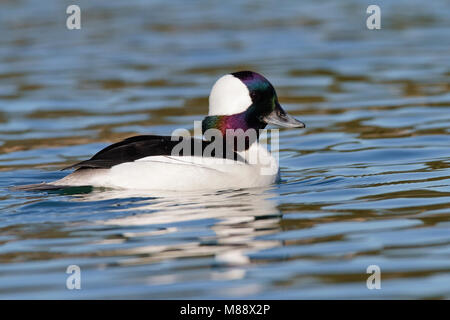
[0,0,449,298]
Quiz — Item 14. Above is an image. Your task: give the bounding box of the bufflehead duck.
[17,71,305,191]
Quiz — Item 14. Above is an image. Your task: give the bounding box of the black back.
[63,135,245,170]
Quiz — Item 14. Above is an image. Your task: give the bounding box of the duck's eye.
[250,91,259,101]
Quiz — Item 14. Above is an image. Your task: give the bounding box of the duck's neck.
[202,112,267,151]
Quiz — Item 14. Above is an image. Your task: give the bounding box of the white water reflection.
[70,187,282,267]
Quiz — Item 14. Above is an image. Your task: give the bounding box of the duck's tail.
[10,183,66,191]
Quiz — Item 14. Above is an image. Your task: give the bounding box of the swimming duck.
[19,71,305,191]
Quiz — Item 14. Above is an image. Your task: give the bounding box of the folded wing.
[63,135,244,170]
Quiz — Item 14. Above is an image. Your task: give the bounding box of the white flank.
[51,143,279,191]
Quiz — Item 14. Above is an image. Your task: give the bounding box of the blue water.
[0,0,449,299]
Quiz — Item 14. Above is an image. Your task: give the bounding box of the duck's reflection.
[69,187,281,278]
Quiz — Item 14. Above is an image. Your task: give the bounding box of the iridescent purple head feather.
[202,71,305,137]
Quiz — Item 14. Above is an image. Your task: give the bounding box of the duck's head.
[202,71,305,136]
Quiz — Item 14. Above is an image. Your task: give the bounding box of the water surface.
[0,0,449,299]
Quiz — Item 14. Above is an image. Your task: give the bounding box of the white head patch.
[208,74,252,116]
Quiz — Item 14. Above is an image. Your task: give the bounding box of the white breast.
[52,143,279,191]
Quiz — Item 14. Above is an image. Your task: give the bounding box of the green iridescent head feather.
[202,71,277,134]
[202,71,305,141]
